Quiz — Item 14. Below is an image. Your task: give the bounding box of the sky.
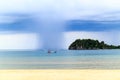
[0,0,120,50]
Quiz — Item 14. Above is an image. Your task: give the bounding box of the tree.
[69,39,120,50]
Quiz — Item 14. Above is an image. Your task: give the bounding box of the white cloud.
[0,33,39,50]
[0,0,120,20]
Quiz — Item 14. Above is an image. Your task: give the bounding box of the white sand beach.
[0,70,120,80]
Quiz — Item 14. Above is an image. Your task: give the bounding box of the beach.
[0,50,120,80]
[0,70,120,80]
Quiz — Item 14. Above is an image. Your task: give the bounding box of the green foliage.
[69,39,120,50]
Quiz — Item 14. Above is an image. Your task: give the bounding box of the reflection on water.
[0,50,120,69]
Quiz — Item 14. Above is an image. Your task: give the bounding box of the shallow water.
[0,50,120,69]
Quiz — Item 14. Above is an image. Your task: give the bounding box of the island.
[69,39,120,50]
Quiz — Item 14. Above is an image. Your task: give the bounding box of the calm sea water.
[0,50,120,69]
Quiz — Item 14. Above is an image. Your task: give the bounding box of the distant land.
[69,39,120,50]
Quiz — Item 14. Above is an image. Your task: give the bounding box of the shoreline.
[0,69,120,80]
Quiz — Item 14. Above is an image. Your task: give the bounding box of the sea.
[0,50,120,69]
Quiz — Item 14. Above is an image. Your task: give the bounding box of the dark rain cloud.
[0,14,37,32]
[0,14,120,32]
[66,20,120,31]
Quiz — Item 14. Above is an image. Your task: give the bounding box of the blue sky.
[0,0,120,50]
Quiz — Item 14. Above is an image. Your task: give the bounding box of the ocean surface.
[0,50,120,69]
